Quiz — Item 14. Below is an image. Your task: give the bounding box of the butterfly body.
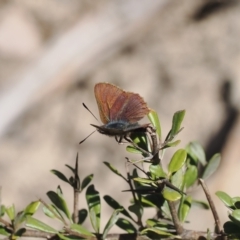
[92,83,150,139]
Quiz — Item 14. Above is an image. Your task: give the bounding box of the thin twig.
[199,178,221,234]
[167,200,183,235]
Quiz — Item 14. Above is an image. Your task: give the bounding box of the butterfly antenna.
[82,103,99,122]
[79,130,96,144]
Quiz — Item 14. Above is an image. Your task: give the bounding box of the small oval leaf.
[148,110,161,139]
[51,170,69,184]
[162,187,182,201]
[216,191,233,208]
[178,196,192,222]
[116,218,137,233]
[202,154,221,180]
[184,165,198,188]
[186,141,206,165]
[168,149,187,175]
[81,174,93,191]
[149,164,166,179]
[170,110,185,138]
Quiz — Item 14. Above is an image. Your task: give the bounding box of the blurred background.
[1,0,240,234]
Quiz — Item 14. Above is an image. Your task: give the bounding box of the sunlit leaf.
[102,209,122,239]
[168,149,187,175]
[70,223,94,236]
[184,165,198,188]
[170,110,185,139]
[148,110,161,139]
[216,191,233,208]
[86,185,101,233]
[178,196,192,222]
[26,216,58,233]
[47,191,71,220]
[162,187,182,201]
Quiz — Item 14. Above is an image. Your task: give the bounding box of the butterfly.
[91,83,150,141]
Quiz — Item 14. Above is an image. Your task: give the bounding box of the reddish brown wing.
[94,83,124,124]
[94,82,150,124]
[110,91,150,123]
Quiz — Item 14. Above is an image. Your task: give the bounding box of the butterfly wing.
[94,83,124,124]
[94,82,150,124]
[110,90,150,123]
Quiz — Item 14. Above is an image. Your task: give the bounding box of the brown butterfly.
[91,83,150,141]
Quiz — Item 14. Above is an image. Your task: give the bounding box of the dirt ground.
[1,0,240,235]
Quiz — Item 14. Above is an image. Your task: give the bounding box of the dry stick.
[199,178,222,234]
[167,201,184,235]
[73,154,80,224]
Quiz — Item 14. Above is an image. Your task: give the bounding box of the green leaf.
[232,198,240,209]
[232,210,240,221]
[178,196,192,222]
[103,195,133,221]
[149,164,166,179]
[186,141,206,165]
[216,191,233,208]
[141,227,174,237]
[128,203,143,219]
[140,194,165,209]
[224,221,240,234]
[168,149,187,175]
[202,154,221,180]
[184,165,198,188]
[81,174,93,191]
[5,205,15,221]
[126,146,142,154]
[230,210,240,227]
[162,187,182,201]
[24,201,41,215]
[133,178,155,185]
[130,132,149,152]
[51,170,69,184]
[86,185,101,233]
[163,140,181,149]
[47,191,71,220]
[65,164,75,174]
[102,209,122,239]
[0,226,10,236]
[170,110,185,138]
[70,223,95,236]
[148,110,161,139]
[192,199,209,209]
[161,201,171,219]
[0,205,5,217]
[103,162,126,180]
[26,216,58,233]
[116,218,137,233]
[171,169,184,190]
[14,228,26,237]
[78,209,88,225]
[42,204,64,221]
